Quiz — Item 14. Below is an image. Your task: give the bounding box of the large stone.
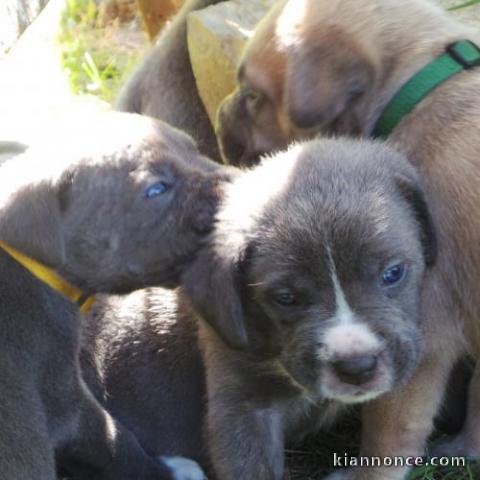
[187,0,277,125]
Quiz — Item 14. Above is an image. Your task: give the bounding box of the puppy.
[0,111,225,480]
[79,289,209,471]
[218,1,480,478]
[77,138,435,480]
[116,0,225,161]
[217,0,480,166]
[183,138,435,479]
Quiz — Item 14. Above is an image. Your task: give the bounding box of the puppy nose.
[220,129,247,166]
[331,355,378,386]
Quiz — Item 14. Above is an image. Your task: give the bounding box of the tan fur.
[217,1,480,478]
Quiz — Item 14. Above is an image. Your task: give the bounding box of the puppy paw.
[160,456,206,480]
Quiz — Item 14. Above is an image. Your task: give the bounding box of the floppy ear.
[396,174,437,267]
[285,30,375,131]
[0,180,66,267]
[183,239,249,350]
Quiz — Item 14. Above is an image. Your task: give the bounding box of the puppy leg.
[59,381,203,480]
[0,384,56,480]
[207,393,285,480]
[433,361,480,456]
[324,353,453,480]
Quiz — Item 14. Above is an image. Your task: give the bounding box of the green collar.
[372,40,480,138]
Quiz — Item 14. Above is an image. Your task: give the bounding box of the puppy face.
[217,0,451,166]
[0,113,232,294]
[186,139,436,403]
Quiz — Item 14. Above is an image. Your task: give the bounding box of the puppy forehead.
[248,140,420,273]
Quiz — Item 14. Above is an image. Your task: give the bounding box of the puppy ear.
[0,179,66,268]
[396,174,437,267]
[183,241,249,350]
[285,30,375,131]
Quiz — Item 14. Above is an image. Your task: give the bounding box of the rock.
[187,0,277,125]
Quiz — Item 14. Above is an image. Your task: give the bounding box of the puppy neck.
[364,1,478,133]
[0,241,94,314]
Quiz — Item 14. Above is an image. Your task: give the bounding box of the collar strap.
[373,40,480,138]
[0,241,95,314]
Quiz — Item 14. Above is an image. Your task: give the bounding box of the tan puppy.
[217,0,480,479]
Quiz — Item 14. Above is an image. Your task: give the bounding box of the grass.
[57,0,144,104]
[284,414,480,479]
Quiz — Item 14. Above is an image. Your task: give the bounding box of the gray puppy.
[183,138,436,479]
[0,112,226,480]
[79,137,436,480]
[116,0,225,161]
[80,289,207,469]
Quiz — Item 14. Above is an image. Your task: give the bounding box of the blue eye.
[145,181,170,199]
[274,289,297,306]
[381,263,406,286]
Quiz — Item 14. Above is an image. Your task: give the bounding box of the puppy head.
[0,112,233,293]
[217,0,456,166]
[185,138,436,403]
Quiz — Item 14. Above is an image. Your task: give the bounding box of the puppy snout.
[331,354,378,386]
[189,177,223,234]
[218,123,247,166]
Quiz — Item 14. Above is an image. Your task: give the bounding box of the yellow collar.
[0,241,95,314]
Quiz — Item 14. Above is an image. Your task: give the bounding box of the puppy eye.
[381,263,406,286]
[273,289,297,306]
[145,181,170,199]
[244,89,263,112]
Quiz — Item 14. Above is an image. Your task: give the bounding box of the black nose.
[331,355,378,386]
[218,127,247,166]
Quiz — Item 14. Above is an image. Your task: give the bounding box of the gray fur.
[0,112,228,480]
[79,289,210,474]
[116,0,225,161]
[79,138,436,479]
[183,138,435,479]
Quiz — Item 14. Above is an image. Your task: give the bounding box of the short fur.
[218,1,480,478]
[116,0,225,161]
[80,289,210,471]
[181,138,436,479]
[0,112,227,480]
[78,138,436,480]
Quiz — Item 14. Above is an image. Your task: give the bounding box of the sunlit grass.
[57,0,143,103]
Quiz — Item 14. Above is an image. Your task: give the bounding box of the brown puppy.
[0,112,224,480]
[218,0,480,478]
[116,0,225,161]
[181,138,436,479]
